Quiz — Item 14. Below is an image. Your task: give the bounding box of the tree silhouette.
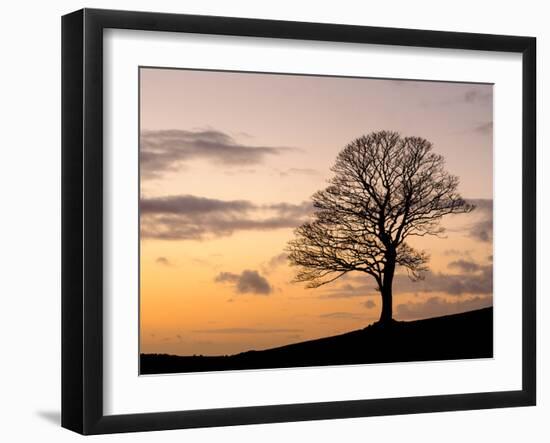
[287,131,474,326]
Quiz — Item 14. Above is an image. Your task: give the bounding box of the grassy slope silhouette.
[140,307,493,374]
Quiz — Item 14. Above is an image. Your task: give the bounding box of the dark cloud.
[268,253,288,268]
[394,264,492,296]
[469,219,493,242]
[191,327,303,334]
[319,282,378,299]
[262,253,289,274]
[215,269,272,295]
[141,129,295,179]
[443,249,472,257]
[466,199,493,243]
[319,257,492,298]
[474,121,493,135]
[265,202,314,219]
[236,271,272,295]
[155,256,172,266]
[364,300,376,309]
[395,295,493,320]
[141,195,254,215]
[448,259,481,273]
[214,272,240,283]
[141,195,312,240]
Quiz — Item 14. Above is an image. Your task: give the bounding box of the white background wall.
[0,0,546,441]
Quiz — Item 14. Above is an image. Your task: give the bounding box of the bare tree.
[287,131,474,326]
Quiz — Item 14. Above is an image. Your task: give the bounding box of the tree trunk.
[379,283,393,325]
[378,250,396,325]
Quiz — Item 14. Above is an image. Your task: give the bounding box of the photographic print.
[139,68,493,375]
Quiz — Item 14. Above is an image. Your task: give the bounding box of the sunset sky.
[139,67,493,357]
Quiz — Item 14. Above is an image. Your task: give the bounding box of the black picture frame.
[61,8,536,435]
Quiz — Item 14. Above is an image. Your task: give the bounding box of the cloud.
[364,300,376,309]
[265,202,315,220]
[262,253,289,274]
[191,328,302,334]
[141,129,295,179]
[318,256,492,298]
[463,89,492,104]
[443,249,472,257]
[215,269,272,295]
[214,272,240,283]
[393,264,492,296]
[155,256,172,266]
[474,121,493,135]
[395,295,493,320]
[141,195,254,215]
[423,86,492,107]
[318,281,379,299]
[268,253,288,267]
[319,312,365,320]
[465,199,493,243]
[448,259,481,273]
[141,195,312,240]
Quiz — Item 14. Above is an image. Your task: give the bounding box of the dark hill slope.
[141,307,493,374]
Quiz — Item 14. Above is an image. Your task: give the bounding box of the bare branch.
[287,131,474,289]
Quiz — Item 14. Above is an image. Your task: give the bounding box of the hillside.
[140,307,493,374]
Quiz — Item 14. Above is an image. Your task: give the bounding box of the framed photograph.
[61,8,536,435]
